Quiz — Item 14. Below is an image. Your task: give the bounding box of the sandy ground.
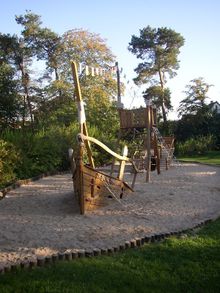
[0,162,220,268]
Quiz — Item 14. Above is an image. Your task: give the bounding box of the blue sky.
[1,0,220,119]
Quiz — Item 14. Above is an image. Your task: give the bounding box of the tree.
[61,29,115,79]
[0,62,20,128]
[143,85,172,122]
[178,77,213,117]
[128,26,184,122]
[0,33,34,128]
[1,12,119,135]
[59,29,119,134]
[15,11,66,103]
[16,11,64,84]
[175,78,216,143]
[32,28,119,132]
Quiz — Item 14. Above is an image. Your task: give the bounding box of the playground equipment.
[69,61,175,213]
[117,104,175,179]
[69,61,138,214]
[114,62,175,181]
[117,101,159,181]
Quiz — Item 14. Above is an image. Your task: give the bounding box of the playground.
[0,62,220,271]
[0,162,220,269]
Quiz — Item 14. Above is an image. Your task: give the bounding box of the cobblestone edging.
[0,218,214,275]
[0,170,70,200]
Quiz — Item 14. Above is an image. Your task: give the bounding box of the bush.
[176,135,215,156]
[0,121,119,188]
[0,139,20,188]
[0,125,88,181]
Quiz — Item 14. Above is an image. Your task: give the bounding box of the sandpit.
[0,162,220,268]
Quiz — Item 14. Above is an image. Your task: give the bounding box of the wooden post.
[151,108,160,175]
[78,141,85,214]
[153,131,160,175]
[146,100,151,182]
[71,61,95,168]
[118,145,128,180]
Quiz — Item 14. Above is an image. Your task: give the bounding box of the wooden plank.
[118,108,149,129]
[81,165,133,212]
[73,142,85,214]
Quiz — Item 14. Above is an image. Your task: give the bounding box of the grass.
[178,150,220,165]
[0,218,220,293]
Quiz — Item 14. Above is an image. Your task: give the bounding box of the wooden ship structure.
[69,62,139,214]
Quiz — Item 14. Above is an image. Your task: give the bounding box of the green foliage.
[1,12,118,133]
[178,77,213,117]
[0,62,21,128]
[158,120,177,136]
[0,139,20,188]
[86,123,119,166]
[0,12,120,187]
[1,218,220,292]
[128,25,184,123]
[34,96,77,129]
[176,135,215,156]
[174,102,220,152]
[0,118,119,188]
[143,85,173,123]
[0,125,78,185]
[128,26,185,83]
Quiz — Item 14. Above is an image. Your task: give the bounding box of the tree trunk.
[158,69,167,123]
[19,60,34,131]
[54,67,62,98]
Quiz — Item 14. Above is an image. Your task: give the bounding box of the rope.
[104,181,151,220]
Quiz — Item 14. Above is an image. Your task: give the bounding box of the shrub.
[0,121,118,188]
[1,126,77,182]
[0,139,20,188]
[176,135,215,156]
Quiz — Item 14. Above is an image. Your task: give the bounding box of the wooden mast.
[71,61,95,168]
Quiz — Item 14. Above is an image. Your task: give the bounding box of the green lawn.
[0,218,220,292]
[178,150,220,166]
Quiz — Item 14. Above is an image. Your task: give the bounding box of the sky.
[0,0,220,119]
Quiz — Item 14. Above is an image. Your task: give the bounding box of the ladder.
[152,127,173,167]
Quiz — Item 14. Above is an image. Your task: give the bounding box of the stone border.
[0,218,214,275]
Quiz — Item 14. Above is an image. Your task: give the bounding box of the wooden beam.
[146,103,151,182]
[118,145,128,180]
[71,61,95,168]
[78,134,130,162]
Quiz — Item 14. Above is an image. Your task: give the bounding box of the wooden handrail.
[77,133,141,173]
[78,134,130,162]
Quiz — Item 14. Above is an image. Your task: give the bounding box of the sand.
[0,162,220,268]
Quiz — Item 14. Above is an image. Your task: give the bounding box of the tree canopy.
[178,77,213,117]
[128,26,184,122]
[0,11,119,133]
